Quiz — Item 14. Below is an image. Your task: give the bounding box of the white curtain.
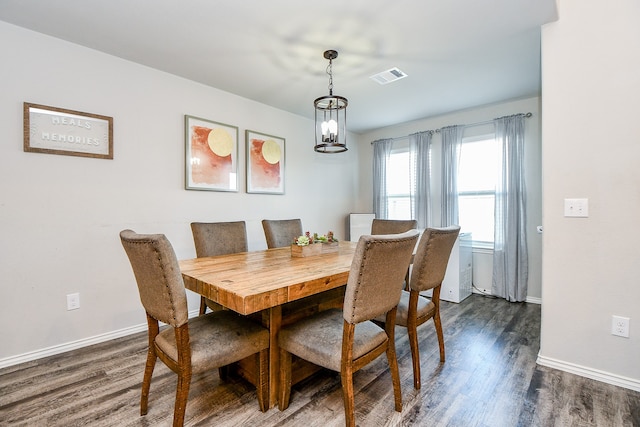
[440,125,464,226]
[372,139,393,219]
[410,131,432,228]
[491,115,528,302]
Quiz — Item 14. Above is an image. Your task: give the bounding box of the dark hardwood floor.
[1,295,639,426]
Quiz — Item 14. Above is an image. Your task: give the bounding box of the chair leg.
[340,367,356,427]
[140,347,157,416]
[172,370,191,427]
[384,309,402,411]
[256,349,269,412]
[278,348,292,410]
[434,309,446,363]
[407,322,421,390]
[341,322,356,427]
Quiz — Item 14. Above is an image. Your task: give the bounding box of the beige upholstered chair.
[262,218,303,248]
[278,230,419,427]
[390,226,460,390]
[190,221,248,315]
[371,218,418,235]
[119,230,269,426]
[371,219,418,284]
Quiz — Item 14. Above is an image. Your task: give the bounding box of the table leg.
[267,305,282,408]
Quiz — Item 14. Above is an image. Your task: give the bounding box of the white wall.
[539,0,640,389]
[0,22,361,362]
[357,97,543,300]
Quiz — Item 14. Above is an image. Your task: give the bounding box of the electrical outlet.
[611,315,630,338]
[67,293,80,311]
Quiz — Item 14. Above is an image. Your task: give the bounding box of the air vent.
[369,67,408,85]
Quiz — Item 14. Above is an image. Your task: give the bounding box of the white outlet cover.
[611,315,630,338]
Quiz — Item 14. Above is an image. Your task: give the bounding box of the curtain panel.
[410,131,432,228]
[372,139,393,219]
[440,125,464,227]
[491,115,528,302]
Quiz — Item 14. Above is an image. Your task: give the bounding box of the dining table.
[179,240,359,408]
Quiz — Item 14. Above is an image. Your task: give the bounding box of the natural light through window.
[386,149,412,220]
[457,136,500,245]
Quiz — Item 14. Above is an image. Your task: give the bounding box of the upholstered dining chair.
[191,221,248,315]
[278,230,419,427]
[119,230,269,427]
[262,218,303,248]
[371,218,418,235]
[382,226,460,390]
[371,219,418,284]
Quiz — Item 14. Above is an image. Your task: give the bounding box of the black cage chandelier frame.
[314,49,348,153]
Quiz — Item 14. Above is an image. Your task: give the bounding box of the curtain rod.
[371,112,532,144]
[434,112,532,133]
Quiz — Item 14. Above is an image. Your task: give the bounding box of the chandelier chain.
[326,60,333,95]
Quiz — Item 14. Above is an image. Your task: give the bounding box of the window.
[457,135,499,246]
[386,147,412,220]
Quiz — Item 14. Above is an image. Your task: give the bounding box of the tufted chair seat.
[278,309,388,372]
[154,310,268,369]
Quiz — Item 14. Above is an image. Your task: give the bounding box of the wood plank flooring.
[1,295,639,426]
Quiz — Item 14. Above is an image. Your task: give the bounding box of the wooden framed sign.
[24,102,113,159]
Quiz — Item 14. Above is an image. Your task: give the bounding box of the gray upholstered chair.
[386,226,460,390]
[371,218,418,235]
[190,221,248,315]
[371,219,418,284]
[119,230,269,426]
[278,230,420,427]
[261,218,303,248]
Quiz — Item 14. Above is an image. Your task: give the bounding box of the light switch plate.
[564,198,589,217]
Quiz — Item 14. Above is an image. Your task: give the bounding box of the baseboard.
[472,288,541,305]
[536,354,640,392]
[0,309,200,370]
[526,296,542,304]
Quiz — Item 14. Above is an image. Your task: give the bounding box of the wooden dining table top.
[179,241,358,315]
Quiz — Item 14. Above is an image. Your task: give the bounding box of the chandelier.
[314,50,348,153]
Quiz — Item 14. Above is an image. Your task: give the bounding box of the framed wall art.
[246,130,285,194]
[185,115,238,192]
[23,102,113,159]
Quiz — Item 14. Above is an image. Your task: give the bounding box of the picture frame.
[185,115,239,192]
[23,102,113,159]
[246,130,285,194]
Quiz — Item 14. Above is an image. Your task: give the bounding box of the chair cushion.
[278,309,387,372]
[375,291,435,327]
[155,310,269,373]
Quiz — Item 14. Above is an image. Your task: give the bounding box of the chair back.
[119,230,188,327]
[262,218,303,248]
[191,221,248,257]
[371,219,418,235]
[343,230,419,324]
[410,226,461,292]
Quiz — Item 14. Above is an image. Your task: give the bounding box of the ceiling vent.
[369,67,408,85]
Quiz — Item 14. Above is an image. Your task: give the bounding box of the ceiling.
[0,0,557,134]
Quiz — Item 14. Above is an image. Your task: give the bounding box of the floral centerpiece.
[292,231,339,257]
[294,231,338,245]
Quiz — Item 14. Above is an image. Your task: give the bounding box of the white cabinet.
[347,213,375,242]
[422,232,473,303]
[440,233,473,303]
